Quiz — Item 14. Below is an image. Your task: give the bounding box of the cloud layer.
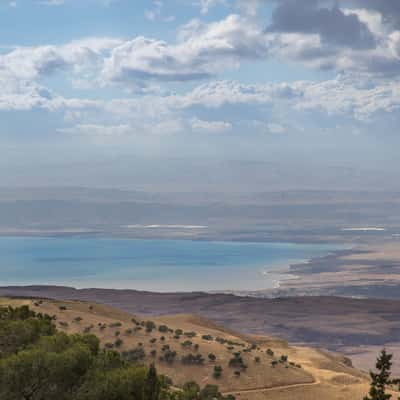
[0,0,399,138]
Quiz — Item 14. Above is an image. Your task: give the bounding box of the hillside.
[4,285,400,374]
[0,297,375,400]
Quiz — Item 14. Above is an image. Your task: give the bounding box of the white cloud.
[190,117,232,133]
[196,0,227,14]
[37,0,64,5]
[57,123,131,136]
[101,15,269,85]
[144,0,175,23]
[1,3,400,139]
[0,37,121,83]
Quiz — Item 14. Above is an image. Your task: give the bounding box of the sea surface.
[0,237,337,292]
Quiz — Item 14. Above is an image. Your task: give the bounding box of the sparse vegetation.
[0,305,236,400]
[181,353,205,365]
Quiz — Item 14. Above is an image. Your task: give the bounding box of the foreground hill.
[3,286,400,373]
[0,297,373,400]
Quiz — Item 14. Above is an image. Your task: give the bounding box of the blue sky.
[1,0,400,189]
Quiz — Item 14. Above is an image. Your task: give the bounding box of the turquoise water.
[0,237,336,292]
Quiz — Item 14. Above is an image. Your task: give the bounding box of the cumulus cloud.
[0,37,121,83]
[1,0,400,140]
[267,0,376,49]
[350,0,400,30]
[101,14,269,86]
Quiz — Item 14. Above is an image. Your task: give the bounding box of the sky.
[1,0,400,190]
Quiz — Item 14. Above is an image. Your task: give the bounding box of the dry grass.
[1,297,376,399]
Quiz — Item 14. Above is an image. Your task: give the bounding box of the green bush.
[0,305,233,400]
[158,325,169,333]
[213,365,222,379]
[122,346,146,363]
[181,353,205,365]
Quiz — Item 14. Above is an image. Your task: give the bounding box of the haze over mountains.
[1,184,399,244]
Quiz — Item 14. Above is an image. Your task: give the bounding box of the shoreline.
[0,235,340,294]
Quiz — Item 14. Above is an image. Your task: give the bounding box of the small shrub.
[158,325,169,333]
[162,344,170,352]
[280,355,288,363]
[202,334,213,341]
[213,365,222,379]
[115,338,123,348]
[83,325,93,333]
[208,353,216,362]
[160,349,177,364]
[229,354,247,370]
[266,349,274,357]
[145,321,156,333]
[181,353,205,365]
[122,346,146,362]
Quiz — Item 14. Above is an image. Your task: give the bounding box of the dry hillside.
[0,297,391,400]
